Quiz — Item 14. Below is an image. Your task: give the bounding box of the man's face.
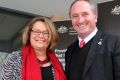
[70,1,97,38]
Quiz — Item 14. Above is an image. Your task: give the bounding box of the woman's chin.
[34,46,46,50]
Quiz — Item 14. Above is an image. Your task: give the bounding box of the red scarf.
[22,45,66,80]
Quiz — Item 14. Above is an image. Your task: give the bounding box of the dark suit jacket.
[65,31,120,80]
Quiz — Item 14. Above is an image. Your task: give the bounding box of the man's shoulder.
[102,32,120,41]
[66,39,78,52]
[97,30,120,40]
[98,31,120,47]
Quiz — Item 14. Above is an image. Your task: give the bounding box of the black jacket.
[65,31,120,80]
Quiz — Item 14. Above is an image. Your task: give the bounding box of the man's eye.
[72,15,78,18]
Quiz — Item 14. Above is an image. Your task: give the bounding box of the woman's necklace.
[38,57,50,67]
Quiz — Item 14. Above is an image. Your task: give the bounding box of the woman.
[1,16,66,80]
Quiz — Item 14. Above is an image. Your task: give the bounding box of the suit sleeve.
[112,37,120,80]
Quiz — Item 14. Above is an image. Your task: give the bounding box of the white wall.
[0,0,113,19]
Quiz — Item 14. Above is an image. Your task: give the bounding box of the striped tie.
[80,39,85,48]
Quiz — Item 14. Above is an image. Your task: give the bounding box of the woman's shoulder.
[3,51,22,63]
[9,51,22,57]
[8,51,22,58]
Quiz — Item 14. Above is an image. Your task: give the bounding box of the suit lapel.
[81,31,104,79]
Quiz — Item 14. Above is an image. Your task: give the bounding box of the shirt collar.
[78,28,98,44]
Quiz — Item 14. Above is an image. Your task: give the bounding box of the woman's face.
[30,21,50,51]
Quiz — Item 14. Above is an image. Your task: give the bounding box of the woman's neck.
[35,49,47,61]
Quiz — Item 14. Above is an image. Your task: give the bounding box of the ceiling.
[0,0,113,41]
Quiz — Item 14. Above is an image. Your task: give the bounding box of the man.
[65,0,120,80]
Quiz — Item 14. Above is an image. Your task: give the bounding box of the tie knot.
[80,39,85,48]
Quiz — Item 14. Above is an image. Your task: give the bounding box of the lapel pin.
[98,39,102,45]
